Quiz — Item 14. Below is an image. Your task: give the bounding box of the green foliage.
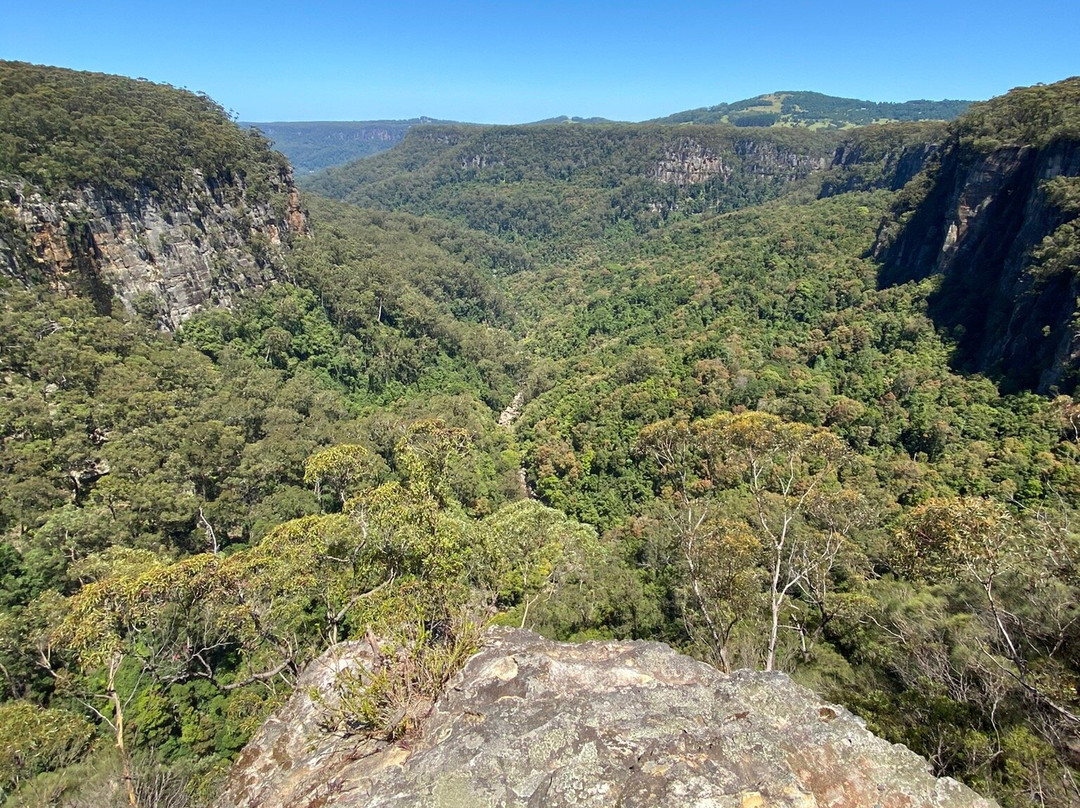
[653,90,970,127]
[322,607,483,741]
[1029,177,1080,282]
[304,444,383,507]
[819,121,949,195]
[30,429,601,767]
[894,496,1020,580]
[0,701,94,794]
[481,499,599,624]
[0,288,352,578]
[303,123,841,258]
[0,61,288,199]
[5,63,1080,807]
[179,198,528,411]
[955,77,1080,150]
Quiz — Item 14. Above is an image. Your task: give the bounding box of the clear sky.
[2,0,1077,124]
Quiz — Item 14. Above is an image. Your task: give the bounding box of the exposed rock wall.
[822,140,941,195]
[652,138,731,186]
[733,139,831,181]
[216,628,995,808]
[0,168,306,329]
[652,138,830,188]
[874,139,1080,392]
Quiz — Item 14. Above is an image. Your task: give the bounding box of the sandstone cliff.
[216,628,995,808]
[0,61,312,328]
[873,80,1080,393]
[0,170,306,330]
[652,137,831,188]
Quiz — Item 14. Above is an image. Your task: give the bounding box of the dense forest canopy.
[955,76,1080,150]
[1,63,1079,808]
[301,122,848,261]
[0,61,288,199]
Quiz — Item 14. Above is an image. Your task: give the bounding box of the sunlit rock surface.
[216,628,995,808]
[0,171,306,329]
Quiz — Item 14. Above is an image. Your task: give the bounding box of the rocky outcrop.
[653,139,731,186]
[874,138,1080,392]
[733,139,831,181]
[0,169,307,329]
[652,138,830,188]
[216,628,995,808]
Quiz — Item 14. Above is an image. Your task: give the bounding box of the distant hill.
[301,121,874,258]
[252,94,970,175]
[525,115,618,125]
[242,118,453,174]
[652,91,971,128]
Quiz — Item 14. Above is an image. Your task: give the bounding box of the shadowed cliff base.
[873,80,1080,394]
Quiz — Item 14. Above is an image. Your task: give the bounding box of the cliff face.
[652,138,830,188]
[216,628,995,808]
[0,168,307,329]
[822,140,942,195]
[873,137,1080,392]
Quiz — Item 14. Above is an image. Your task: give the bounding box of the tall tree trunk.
[107,655,139,808]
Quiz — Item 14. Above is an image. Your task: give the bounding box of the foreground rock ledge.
[216,628,996,808]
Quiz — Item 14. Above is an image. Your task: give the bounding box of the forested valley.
[1,61,1079,807]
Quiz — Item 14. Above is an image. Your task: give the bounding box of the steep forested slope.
[0,65,565,808]
[876,77,1080,393]
[304,117,964,264]
[1,63,1079,808]
[307,78,1080,805]
[501,199,1080,807]
[0,61,288,199]
[303,123,844,256]
[0,60,306,328]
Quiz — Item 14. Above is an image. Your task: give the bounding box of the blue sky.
[2,0,1077,123]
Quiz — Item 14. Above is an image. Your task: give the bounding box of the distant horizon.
[0,60,988,127]
[1,0,1076,124]
[238,88,981,127]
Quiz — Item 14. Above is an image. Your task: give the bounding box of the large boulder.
[216,628,996,808]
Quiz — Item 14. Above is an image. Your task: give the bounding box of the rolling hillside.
[653,90,971,127]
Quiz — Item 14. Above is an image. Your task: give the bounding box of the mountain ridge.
[241,118,453,174]
[653,90,972,127]
[248,91,972,174]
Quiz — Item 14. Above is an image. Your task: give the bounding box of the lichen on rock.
[215,628,996,808]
